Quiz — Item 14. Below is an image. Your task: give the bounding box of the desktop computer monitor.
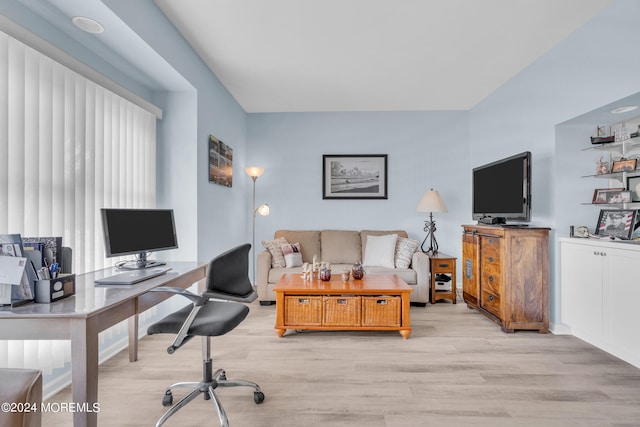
[100,208,178,269]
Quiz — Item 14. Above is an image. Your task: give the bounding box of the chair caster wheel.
[254,391,265,404]
[162,390,173,407]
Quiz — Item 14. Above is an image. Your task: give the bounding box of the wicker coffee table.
[273,273,413,339]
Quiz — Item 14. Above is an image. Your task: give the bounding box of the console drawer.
[323,296,361,326]
[362,296,401,327]
[481,289,502,319]
[284,296,322,326]
[481,271,502,296]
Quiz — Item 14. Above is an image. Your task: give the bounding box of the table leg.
[128,315,139,362]
[71,318,99,427]
[400,292,412,339]
[274,291,285,338]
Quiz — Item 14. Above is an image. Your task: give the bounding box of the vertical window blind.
[0,31,157,376]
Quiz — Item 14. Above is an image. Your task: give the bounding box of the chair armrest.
[149,287,205,305]
[149,287,204,353]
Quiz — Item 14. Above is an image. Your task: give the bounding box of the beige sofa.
[256,229,430,305]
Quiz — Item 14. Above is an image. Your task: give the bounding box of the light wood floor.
[43,301,640,426]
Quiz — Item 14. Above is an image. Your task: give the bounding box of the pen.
[50,262,59,279]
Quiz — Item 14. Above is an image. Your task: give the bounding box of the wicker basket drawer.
[323,296,361,326]
[284,296,322,326]
[362,296,401,327]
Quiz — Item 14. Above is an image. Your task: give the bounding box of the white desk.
[0,261,207,427]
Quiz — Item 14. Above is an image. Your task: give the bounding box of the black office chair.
[147,243,264,427]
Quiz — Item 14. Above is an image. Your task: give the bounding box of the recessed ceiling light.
[610,105,639,114]
[72,16,104,34]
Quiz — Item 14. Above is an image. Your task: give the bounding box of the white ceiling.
[154,0,612,113]
[16,0,613,113]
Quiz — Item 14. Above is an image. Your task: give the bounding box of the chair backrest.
[204,243,256,302]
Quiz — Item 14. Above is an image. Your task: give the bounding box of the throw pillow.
[262,236,288,268]
[395,237,420,269]
[281,242,303,268]
[363,234,398,268]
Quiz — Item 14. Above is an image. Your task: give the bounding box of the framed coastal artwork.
[208,134,233,187]
[322,154,388,199]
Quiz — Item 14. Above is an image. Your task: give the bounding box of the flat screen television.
[472,151,531,224]
[100,208,178,269]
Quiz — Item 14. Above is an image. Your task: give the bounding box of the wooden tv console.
[273,273,413,339]
[462,224,550,333]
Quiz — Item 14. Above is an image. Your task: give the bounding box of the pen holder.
[35,274,76,303]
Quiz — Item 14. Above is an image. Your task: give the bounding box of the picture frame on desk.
[596,209,637,239]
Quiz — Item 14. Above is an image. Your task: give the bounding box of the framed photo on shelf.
[592,188,624,204]
[611,158,637,173]
[322,154,388,199]
[595,209,637,239]
[626,176,640,202]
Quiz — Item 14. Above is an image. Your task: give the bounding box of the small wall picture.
[592,188,631,204]
[322,154,387,199]
[611,158,637,173]
[596,209,637,239]
[209,134,233,187]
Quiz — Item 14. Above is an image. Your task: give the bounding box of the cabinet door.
[603,247,640,367]
[560,242,604,345]
[462,232,479,305]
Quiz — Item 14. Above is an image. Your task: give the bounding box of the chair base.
[156,360,264,427]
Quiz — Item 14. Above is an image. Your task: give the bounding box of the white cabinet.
[561,238,640,368]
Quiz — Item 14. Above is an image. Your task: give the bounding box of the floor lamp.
[246,167,269,284]
[416,188,448,254]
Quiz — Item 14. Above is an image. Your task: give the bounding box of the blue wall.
[247,111,470,258]
[3,0,640,330]
[246,0,640,329]
[469,0,640,329]
[104,0,251,262]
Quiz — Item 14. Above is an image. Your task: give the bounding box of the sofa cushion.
[395,237,420,268]
[361,230,408,262]
[364,267,417,284]
[262,236,288,268]
[274,230,320,263]
[281,242,303,268]
[363,234,398,268]
[321,230,362,264]
[268,266,305,284]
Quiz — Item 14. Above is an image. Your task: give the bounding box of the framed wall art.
[322,154,387,199]
[208,134,233,187]
[595,209,637,239]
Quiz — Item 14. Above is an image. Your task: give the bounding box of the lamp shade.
[245,166,264,178]
[257,204,270,216]
[416,189,448,213]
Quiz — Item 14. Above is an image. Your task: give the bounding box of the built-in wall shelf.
[581,136,640,153]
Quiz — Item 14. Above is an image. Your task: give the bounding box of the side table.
[428,252,457,304]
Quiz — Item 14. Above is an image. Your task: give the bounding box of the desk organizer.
[34,274,75,303]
